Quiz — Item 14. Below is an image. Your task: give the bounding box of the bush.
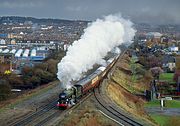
[173,70,180,83]
[8,74,24,86]
[46,59,58,76]
[136,65,146,75]
[34,63,48,71]
[0,79,11,101]
[144,71,153,81]
[40,71,54,83]
[30,76,41,86]
[21,66,33,77]
[33,68,54,84]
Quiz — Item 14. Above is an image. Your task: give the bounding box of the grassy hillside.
[106,54,155,125]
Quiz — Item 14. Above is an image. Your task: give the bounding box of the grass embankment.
[111,54,152,94]
[150,114,180,126]
[57,99,118,126]
[106,54,180,126]
[159,73,174,82]
[0,81,58,113]
[145,100,180,108]
[59,109,117,126]
[106,54,154,125]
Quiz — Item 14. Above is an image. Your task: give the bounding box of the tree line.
[0,50,65,101]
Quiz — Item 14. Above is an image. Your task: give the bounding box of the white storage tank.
[30,49,36,57]
[23,49,30,57]
[10,49,16,54]
[15,49,23,57]
[2,49,9,53]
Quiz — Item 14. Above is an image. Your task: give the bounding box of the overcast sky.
[0,0,179,24]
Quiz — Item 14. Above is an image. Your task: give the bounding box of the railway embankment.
[105,53,156,125]
[105,52,180,126]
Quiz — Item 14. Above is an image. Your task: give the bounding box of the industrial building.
[0,46,49,74]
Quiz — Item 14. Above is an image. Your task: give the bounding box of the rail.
[94,88,143,126]
[93,49,143,126]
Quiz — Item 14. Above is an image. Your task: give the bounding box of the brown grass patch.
[165,116,180,126]
[111,66,151,94]
[59,109,117,126]
[107,82,145,115]
[107,82,155,125]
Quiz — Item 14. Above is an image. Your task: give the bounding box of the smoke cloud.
[57,14,136,88]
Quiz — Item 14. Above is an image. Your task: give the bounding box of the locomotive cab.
[57,87,76,109]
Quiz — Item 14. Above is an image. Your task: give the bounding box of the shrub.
[0,79,11,101]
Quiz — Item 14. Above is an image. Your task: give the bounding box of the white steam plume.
[57,14,136,88]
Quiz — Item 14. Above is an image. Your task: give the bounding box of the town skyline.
[0,0,179,24]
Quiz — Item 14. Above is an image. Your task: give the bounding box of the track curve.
[94,87,143,126]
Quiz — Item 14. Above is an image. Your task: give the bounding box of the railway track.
[7,93,92,126]
[93,49,143,126]
[7,98,59,126]
[94,87,143,126]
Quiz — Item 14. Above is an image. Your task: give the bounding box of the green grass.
[145,100,160,107]
[159,73,174,82]
[150,114,180,126]
[150,114,170,126]
[145,100,180,108]
[166,100,180,108]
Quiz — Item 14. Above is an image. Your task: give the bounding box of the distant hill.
[0,16,89,24]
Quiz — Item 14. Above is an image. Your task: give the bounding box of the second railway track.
[94,87,143,126]
[7,99,59,126]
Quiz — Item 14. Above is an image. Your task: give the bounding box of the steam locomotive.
[56,54,119,109]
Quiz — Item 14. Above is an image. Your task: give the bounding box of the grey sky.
[0,0,179,24]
